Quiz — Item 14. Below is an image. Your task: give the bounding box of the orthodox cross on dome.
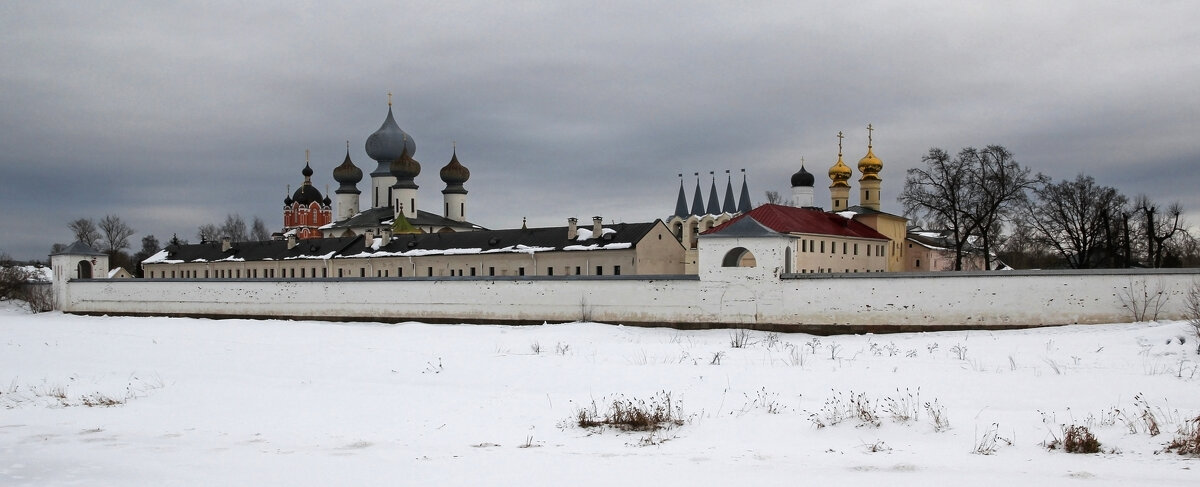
[801,156,805,168]
[346,140,350,151]
[867,123,874,148]
[837,131,844,157]
[305,149,309,163]
[387,91,393,107]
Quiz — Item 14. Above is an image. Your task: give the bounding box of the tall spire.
[690,172,704,216]
[705,171,721,215]
[721,170,737,213]
[673,174,689,218]
[737,169,752,212]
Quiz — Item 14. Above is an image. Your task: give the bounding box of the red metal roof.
[705,204,889,240]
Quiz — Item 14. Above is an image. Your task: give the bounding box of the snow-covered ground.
[2,302,1197,485]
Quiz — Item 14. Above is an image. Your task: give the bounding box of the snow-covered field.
[2,303,1198,486]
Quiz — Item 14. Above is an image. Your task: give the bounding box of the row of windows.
[148,265,623,279]
[799,239,885,257]
[798,268,886,274]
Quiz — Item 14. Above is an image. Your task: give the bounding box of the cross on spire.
[867,123,874,148]
[837,131,844,157]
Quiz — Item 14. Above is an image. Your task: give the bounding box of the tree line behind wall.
[900,146,1194,270]
[51,213,272,277]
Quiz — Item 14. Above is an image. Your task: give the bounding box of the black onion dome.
[333,151,363,191]
[301,162,314,178]
[292,184,324,205]
[389,145,422,181]
[284,194,294,206]
[791,165,815,187]
[439,149,470,185]
[365,107,416,163]
[322,195,332,206]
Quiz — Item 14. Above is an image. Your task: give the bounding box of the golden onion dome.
[858,147,882,180]
[828,155,852,187]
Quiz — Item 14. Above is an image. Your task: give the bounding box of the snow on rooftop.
[141,249,181,265]
[574,227,616,241]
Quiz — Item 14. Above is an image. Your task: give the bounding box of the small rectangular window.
[338,268,343,278]
[614,265,621,275]
[301,268,306,278]
[854,243,858,255]
[820,241,825,253]
[359,268,365,277]
[547,267,554,276]
[470,267,476,276]
[489,267,495,276]
[519,267,525,276]
[575,266,581,275]
[596,266,603,275]
[428,267,434,277]
[843,242,847,254]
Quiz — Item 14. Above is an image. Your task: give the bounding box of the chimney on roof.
[221,237,232,252]
[381,228,392,246]
[286,233,297,250]
[364,230,375,249]
[567,217,578,240]
[592,216,603,239]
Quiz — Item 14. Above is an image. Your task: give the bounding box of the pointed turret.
[690,173,704,216]
[722,170,737,213]
[705,172,721,215]
[737,169,752,213]
[673,174,689,218]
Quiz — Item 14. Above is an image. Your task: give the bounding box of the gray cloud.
[2,1,1197,260]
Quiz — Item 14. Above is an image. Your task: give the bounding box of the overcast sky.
[2,1,1197,261]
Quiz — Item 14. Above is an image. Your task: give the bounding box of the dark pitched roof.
[322,206,486,231]
[51,241,106,256]
[350,221,660,258]
[843,205,905,219]
[150,237,363,264]
[703,204,889,240]
[146,222,664,264]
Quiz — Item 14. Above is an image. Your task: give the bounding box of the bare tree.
[764,191,783,205]
[68,218,101,248]
[250,216,271,241]
[900,148,978,270]
[962,146,1041,270]
[1133,195,1185,268]
[197,224,220,243]
[98,214,135,254]
[220,213,248,242]
[1022,174,1127,269]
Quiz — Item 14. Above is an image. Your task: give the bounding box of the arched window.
[722,247,757,267]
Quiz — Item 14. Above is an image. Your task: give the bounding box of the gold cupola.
[857,123,882,181]
[828,131,852,210]
[828,131,852,188]
[857,124,882,211]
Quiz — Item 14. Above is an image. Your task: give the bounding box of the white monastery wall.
[59,269,1200,332]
